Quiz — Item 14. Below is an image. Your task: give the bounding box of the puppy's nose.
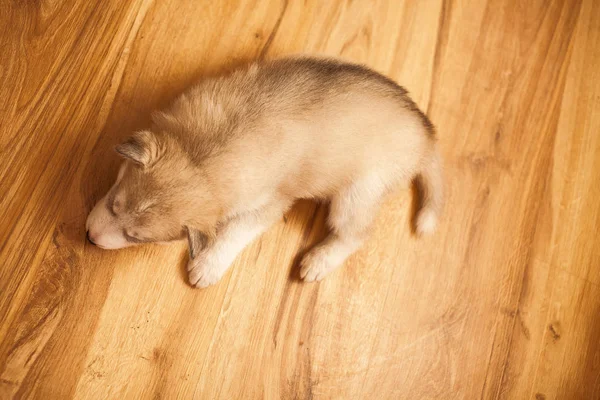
[86,230,96,245]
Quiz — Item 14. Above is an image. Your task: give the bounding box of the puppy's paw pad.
[300,250,334,282]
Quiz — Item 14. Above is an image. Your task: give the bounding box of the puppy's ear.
[185,226,208,260]
[115,130,161,167]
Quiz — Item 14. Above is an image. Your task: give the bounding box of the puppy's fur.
[86,57,444,288]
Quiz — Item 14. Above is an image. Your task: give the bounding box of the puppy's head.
[86,131,213,250]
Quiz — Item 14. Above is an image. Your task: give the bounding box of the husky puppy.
[86,57,444,288]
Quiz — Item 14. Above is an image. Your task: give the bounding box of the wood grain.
[1,0,599,399]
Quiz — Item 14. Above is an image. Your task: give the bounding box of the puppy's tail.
[415,146,444,235]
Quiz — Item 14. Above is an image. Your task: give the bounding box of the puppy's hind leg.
[188,198,291,288]
[300,174,387,282]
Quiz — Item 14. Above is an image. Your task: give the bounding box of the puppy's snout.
[87,229,103,246]
[86,230,97,245]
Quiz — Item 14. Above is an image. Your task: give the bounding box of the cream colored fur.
[86,57,444,288]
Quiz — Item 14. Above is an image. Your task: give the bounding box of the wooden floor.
[1,0,599,399]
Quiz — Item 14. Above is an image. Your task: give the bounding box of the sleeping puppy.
[86,57,444,288]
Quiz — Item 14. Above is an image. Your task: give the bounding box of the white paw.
[300,248,336,282]
[187,255,226,289]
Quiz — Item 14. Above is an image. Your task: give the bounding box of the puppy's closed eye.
[124,230,144,243]
[106,190,123,217]
[112,199,122,215]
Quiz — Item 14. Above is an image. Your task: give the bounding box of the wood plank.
[497,0,600,398]
[0,0,599,398]
[0,1,155,398]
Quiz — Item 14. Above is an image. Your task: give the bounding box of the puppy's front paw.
[299,248,336,282]
[187,256,226,289]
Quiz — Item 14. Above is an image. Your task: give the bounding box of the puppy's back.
[154,57,437,201]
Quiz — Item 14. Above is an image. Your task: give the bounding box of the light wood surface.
[1,1,599,399]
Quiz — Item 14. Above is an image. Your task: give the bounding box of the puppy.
[86,57,444,288]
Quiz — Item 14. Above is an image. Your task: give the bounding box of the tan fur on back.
[153,58,436,220]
